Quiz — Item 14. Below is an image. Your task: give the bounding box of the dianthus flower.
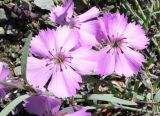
[24,95,91,116]
[27,26,97,98]
[96,13,149,77]
[0,62,9,98]
[49,0,99,46]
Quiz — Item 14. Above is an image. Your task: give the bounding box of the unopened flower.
[24,95,91,116]
[0,62,10,98]
[96,12,149,77]
[49,0,99,46]
[27,27,97,98]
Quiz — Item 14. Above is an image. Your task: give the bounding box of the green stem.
[122,0,143,23]
[88,103,159,114]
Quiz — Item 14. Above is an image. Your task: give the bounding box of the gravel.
[0,8,8,23]
[14,66,21,76]
[0,27,5,36]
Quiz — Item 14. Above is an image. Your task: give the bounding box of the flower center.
[68,22,75,29]
[46,50,73,71]
[95,36,127,53]
[68,18,80,29]
[110,40,122,48]
[54,54,65,64]
[100,37,125,48]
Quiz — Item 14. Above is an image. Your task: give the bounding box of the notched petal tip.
[48,67,82,98]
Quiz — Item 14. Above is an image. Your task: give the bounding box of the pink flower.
[96,12,149,77]
[27,26,97,98]
[49,0,99,46]
[24,95,91,116]
[0,62,10,98]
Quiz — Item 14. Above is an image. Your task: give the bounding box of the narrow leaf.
[87,94,137,106]
[86,104,113,110]
[0,94,30,116]
[21,32,32,84]
[153,76,160,92]
[122,0,144,25]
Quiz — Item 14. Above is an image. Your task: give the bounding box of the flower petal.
[78,21,99,46]
[77,7,99,22]
[97,47,115,75]
[96,17,108,42]
[30,29,56,58]
[70,47,97,74]
[27,57,53,88]
[49,0,74,25]
[0,62,9,81]
[48,66,82,98]
[102,12,128,40]
[0,62,9,98]
[64,0,74,21]
[55,26,78,51]
[123,22,149,50]
[115,47,145,77]
[0,88,6,98]
[24,95,61,116]
[65,108,91,116]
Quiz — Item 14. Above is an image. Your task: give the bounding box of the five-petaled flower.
[96,12,149,77]
[49,0,99,46]
[27,26,97,98]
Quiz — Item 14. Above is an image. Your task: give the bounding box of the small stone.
[0,8,8,23]
[6,29,18,36]
[16,58,21,65]
[22,0,32,10]
[34,0,54,10]
[11,53,16,59]
[0,27,5,35]
[14,66,21,76]
[0,38,3,43]
[10,12,18,19]
[42,14,49,20]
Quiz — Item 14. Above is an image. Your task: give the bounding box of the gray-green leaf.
[87,94,137,106]
[21,32,32,84]
[0,94,30,116]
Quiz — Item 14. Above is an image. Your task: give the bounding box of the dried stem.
[0,80,25,90]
